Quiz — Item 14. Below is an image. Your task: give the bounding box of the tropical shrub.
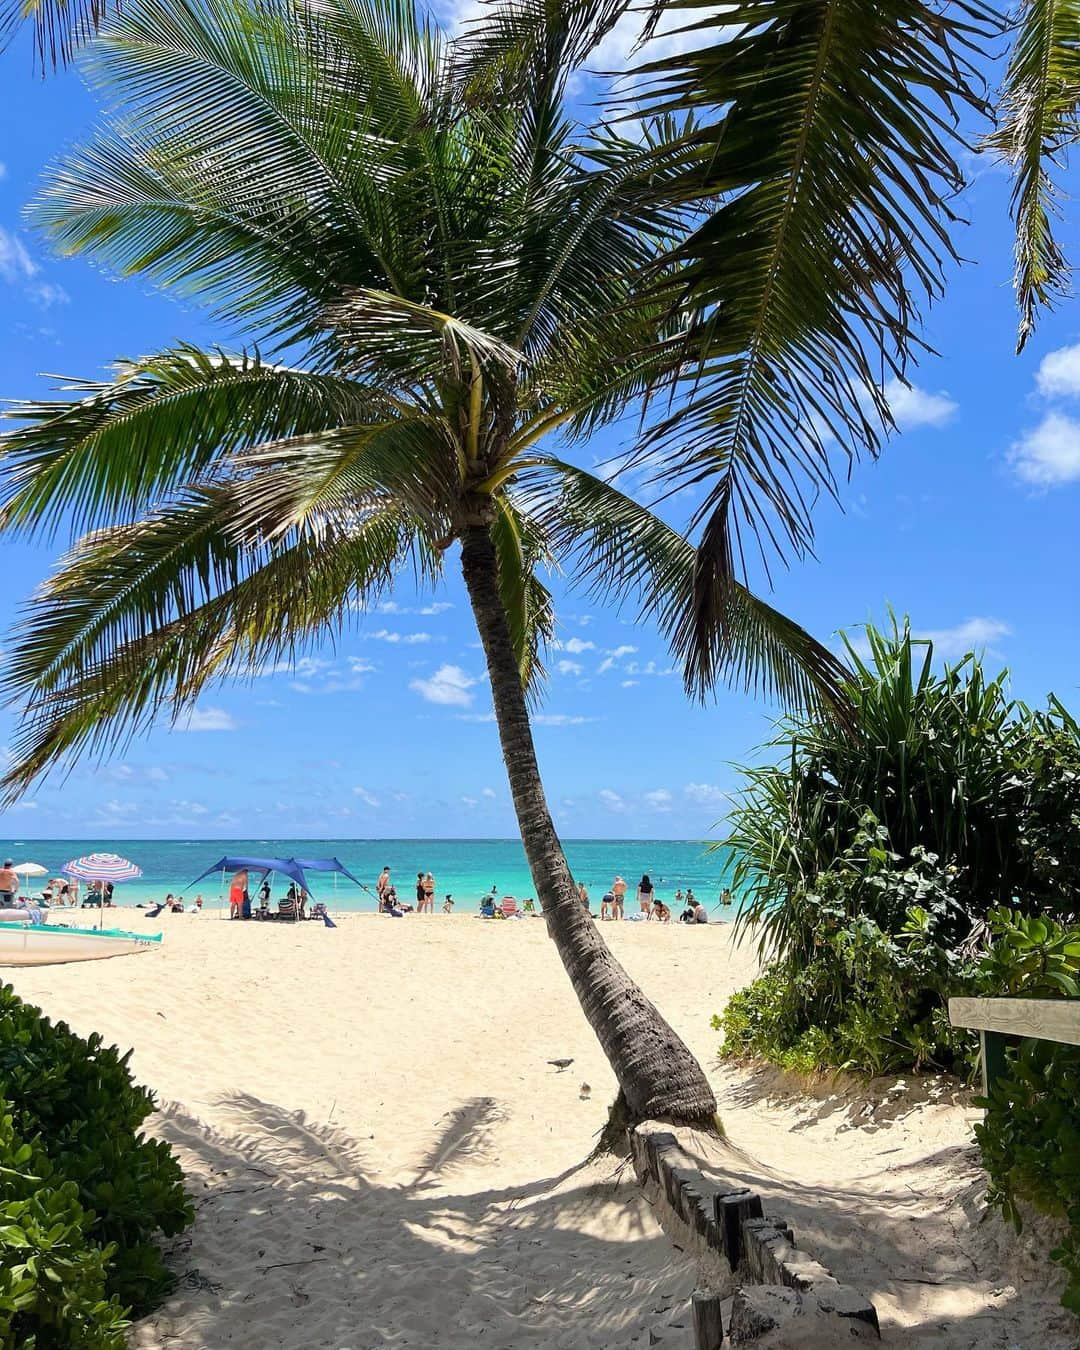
[718,619,1080,1075]
[0,1111,129,1349]
[0,984,191,1339]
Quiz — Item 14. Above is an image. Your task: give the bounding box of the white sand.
[8,912,1073,1347]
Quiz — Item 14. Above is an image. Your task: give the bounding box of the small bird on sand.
[547,1058,574,1072]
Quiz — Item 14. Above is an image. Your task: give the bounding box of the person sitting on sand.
[611,875,627,920]
[636,874,654,920]
[443,895,454,913]
[480,897,496,918]
[653,899,671,923]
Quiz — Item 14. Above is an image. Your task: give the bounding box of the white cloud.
[0,164,7,180]
[353,785,381,807]
[461,795,478,808]
[883,378,958,430]
[534,713,593,726]
[367,628,432,644]
[598,643,640,674]
[557,659,583,676]
[918,617,1011,659]
[410,663,476,706]
[147,766,169,783]
[457,711,496,723]
[1036,343,1080,399]
[591,5,727,74]
[9,799,37,811]
[1010,411,1080,486]
[599,788,626,813]
[481,786,497,799]
[561,637,595,654]
[644,788,673,812]
[177,706,236,732]
[347,657,376,674]
[621,679,639,687]
[377,600,453,616]
[27,281,69,309]
[0,227,37,283]
[684,782,729,809]
[171,798,209,816]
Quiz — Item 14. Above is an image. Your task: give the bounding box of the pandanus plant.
[0,0,847,1124]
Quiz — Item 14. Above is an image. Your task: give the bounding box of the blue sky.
[1,21,1079,841]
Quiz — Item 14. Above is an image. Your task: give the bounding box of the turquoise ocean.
[0,838,736,912]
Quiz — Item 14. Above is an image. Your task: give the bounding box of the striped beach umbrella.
[62,853,142,928]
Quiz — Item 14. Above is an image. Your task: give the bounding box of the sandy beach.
[8,912,1074,1348]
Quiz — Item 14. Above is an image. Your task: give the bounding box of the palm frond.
[1,0,110,67]
[0,347,393,538]
[985,0,1080,350]
[632,0,996,599]
[518,459,850,715]
[491,496,554,702]
[0,489,432,800]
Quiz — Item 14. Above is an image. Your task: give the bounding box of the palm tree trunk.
[459,521,718,1125]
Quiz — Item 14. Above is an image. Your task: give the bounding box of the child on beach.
[443,895,454,913]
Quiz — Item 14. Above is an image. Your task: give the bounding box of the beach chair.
[278,897,298,922]
[500,897,517,918]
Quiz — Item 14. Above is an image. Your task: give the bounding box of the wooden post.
[981,1028,1008,1097]
[691,1291,724,1350]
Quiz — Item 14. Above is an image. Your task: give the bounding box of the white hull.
[0,924,163,966]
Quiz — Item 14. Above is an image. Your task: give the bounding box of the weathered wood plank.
[948,997,1080,1047]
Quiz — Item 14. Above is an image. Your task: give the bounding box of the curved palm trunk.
[459,522,718,1125]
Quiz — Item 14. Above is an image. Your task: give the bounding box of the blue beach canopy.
[291,857,363,887]
[189,856,309,890]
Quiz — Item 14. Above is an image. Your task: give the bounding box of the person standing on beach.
[228,869,248,921]
[415,872,426,913]
[577,881,590,914]
[377,866,391,904]
[611,875,627,920]
[0,860,18,906]
[423,872,436,913]
[636,874,654,919]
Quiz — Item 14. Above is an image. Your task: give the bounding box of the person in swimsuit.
[577,881,590,913]
[611,875,627,920]
[0,860,18,907]
[636,874,654,919]
[415,872,426,913]
[377,867,391,904]
[423,872,436,912]
[653,899,671,923]
[229,870,248,921]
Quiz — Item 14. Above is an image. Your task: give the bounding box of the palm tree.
[0,0,847,1125]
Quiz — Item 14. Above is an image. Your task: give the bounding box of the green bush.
[0,984,192,1343]
[0,1111,129,1349]
[975,1040,1080,1315]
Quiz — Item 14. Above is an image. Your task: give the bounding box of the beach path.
[9,913,1073,1347]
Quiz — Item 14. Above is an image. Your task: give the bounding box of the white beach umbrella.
[13,862,48,877]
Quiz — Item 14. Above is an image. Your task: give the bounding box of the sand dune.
[8,912,1073,1347]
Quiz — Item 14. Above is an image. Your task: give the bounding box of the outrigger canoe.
[0,919,163,966]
